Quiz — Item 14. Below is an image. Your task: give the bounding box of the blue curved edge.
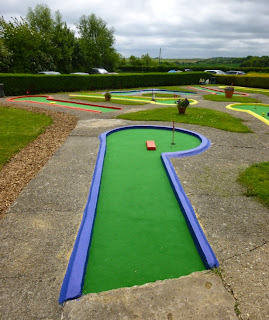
[59,125,219,304]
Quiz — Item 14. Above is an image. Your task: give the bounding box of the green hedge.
[0,72,208,96]
[215,75,269,89]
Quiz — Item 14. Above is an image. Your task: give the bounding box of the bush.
[215,74,269,89]
[0,72,209,96]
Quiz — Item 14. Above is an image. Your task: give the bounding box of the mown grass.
[237,162,269,208]
[0,106,53,170]
[245,72,269,77]
[117,106,251,132]
[203,94,261,103]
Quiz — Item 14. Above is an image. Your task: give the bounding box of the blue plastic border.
[59,125,219,304]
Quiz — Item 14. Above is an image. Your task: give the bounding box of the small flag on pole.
[171,121,175,145]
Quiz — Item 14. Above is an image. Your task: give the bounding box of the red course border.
[6,95,122,113]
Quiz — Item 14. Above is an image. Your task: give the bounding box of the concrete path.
[1,89,268,319]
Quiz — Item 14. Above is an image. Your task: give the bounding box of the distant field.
[153,58,200,64]
[245,73,269,77]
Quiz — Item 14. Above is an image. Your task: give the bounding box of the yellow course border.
[69,94,198,106]
[226,103,269,126]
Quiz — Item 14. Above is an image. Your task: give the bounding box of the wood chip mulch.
[0,103,78,218]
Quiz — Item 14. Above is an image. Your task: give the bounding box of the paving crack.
[222,240,268,263]
[213,144,267,149]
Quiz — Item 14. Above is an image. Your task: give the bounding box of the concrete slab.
[63,271,238,320]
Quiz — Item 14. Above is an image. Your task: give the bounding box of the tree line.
[0,4,120,73]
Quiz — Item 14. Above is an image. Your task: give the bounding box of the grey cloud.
[1,0,269,58]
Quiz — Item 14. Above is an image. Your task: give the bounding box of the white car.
[204,70,226,75]
[38,71,61,75]
[70,72,89,75]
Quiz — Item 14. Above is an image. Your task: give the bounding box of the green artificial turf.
[70,95,147,105]
[117,106,251,133]
[83,128,205,294]
[230,104,269,119]
[238,162,269,208]
[0,106,52,169]
[13,96,117,112]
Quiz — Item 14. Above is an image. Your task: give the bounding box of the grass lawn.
[117,106,251,133]
[0,106,53,170]
[203,94,261,103]
[237,162,269,208]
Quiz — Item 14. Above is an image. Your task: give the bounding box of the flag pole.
[171,121,175,145]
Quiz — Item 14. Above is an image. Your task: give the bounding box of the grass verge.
[237,162,269,208]
[0,106,53,170]
[117,106,251,132]
[203,94,261,103]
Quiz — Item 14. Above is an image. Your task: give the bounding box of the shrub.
[0,72,209,96]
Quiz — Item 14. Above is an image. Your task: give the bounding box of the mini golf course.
[109,89,197,96]
[59,125,219,303]
[189,85,249,96]
[227,103,269,125]
[7,95,122,113]
[70,92,197,106]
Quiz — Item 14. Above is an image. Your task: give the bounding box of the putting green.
[70,93,197,106]
[8,96,118,113]
[190,86,246,96]
[227,103,269,125]
[82,128,205,294]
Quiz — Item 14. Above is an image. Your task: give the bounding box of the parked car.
[184,69,193,72]
[204,70,226,75]
[89,68,118,74]
[226,70,246,75]
[70,72,89,75]
[38,71,61,75]
[168,70,182,73]
[89,68,109,74]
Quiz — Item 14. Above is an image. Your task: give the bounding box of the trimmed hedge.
[215,75,269,89]
[0,72,209,96]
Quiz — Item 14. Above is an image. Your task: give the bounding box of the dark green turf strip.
[83,128,205,294]
[13,97,115,113]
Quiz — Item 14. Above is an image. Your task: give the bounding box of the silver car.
[226,70,246,75]
[204,70,226,75]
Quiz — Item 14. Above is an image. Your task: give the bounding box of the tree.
[0,16,55,73]
[0,5,120,73]
[141,53,152,67]
[129,55,142,66]
[26,5,76,73]
[77,13,117,70]
[0,38,12,72]
[26,4,53,34]
[50,11,76,73]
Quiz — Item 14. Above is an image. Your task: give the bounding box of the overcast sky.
[2,0,269,59]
